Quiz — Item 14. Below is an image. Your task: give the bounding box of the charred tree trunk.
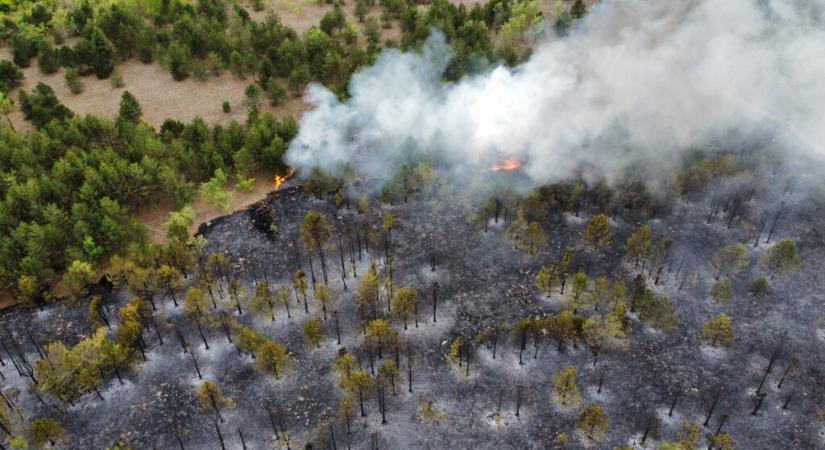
[432,283,438,323]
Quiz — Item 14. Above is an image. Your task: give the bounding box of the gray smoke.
[285,0,825,189]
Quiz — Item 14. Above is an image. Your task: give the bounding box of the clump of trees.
[34,327,131,402]
[0,102,297,301]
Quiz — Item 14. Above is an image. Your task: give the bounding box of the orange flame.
[490,158,522,172]
[274,169,296,190]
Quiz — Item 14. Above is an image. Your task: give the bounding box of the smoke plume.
[285,0,825,189]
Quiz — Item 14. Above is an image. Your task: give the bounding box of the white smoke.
[285,0,825,189]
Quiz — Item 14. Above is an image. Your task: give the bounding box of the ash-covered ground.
[2,164,825,450]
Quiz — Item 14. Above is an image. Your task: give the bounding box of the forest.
[1,0,824,449]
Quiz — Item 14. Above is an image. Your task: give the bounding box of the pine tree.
[699,314,734,347]
[118,91,142,123]
[89,28,116,79]
[552,366,581,406]
[582,214,612,250]
[578,404,607,441]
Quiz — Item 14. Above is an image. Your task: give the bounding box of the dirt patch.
[0,49,309,132]
[248,0,402,44]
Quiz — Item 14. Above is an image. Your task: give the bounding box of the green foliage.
[578,404,607,441]
[0,92,13,122]
[582,214,612,249]
[535,263,558,296]
[355,0,368,22]
[761,239,801,277]
[300,211,332,251]
[304,317,325,348]
[552,365,581,406]
[710,277,733,304]
[117,91,141,123]
[63,259,94,301]
[710,243,750,278]
[626,224,653,265]
[89,28,117,79]
[197,380,234,413]
[200,169,234,210]
[256,339,292,378]
[29,418,66,447]
[265,79,287,106]
[110,69,125,88]
[164,206,196,242]
[83,236,103,261]
[392,286,418,328]
[499,0,541,50]
[674,152,737,195]
[34,328,130,402]
[64,67,84,94]
[19,82,74,127]
[11,26,45,67]
[168,42,191,81]
[235,174,255,192]
[222,101,231,113]
[365,16,381,44]
[637,290,677,331]
[699,314,734,347]
[750,277,769,298]
[37,42,61,74]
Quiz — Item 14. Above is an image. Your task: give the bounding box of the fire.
[274,169,295,190]
[490,158,522,172]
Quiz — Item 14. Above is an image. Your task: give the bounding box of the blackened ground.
[2,170,825,449]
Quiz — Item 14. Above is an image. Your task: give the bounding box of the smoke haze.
[285,0,825,189]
